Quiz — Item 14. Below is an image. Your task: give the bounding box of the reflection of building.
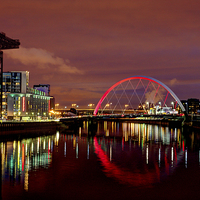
[0,134,55,191]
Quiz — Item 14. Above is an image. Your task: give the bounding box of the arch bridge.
[94,76,185,116]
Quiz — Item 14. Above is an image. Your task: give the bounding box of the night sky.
[1,0,200,108]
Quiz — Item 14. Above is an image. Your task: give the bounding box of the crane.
[0,32,20,118]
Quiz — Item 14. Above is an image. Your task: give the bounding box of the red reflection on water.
[22,144,24,171]
[48,142,50,160]
[165,153,169,175]
[122,138,124,151]
[175,147,177,162]
[94,137,159,187]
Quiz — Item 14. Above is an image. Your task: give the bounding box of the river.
[0,120,200,200]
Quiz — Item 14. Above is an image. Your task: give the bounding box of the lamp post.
[55,103,59,109]
[146,102,149,110]
[125,104,129,109]
[185,102,188,114]
[105,104,110,108]
[171,102,174,109]
[88,103,95,108]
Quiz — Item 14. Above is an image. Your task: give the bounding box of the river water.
[1,121,200,200]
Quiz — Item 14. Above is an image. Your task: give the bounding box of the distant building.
[188,98,200,114]
[33,84,55,111]
[180,100,188,113]
[180,98,200,114]
[33,84,50,96]
[50,96,55,110]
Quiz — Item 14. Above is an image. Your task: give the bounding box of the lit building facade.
[33,83,55,111]
[7,89,50,120]
[2,71,51,120]
[3,71,29,93]
[33,84,50,96]
[180,98,200,114]
[187,98,200,114]
[2,71,29,117]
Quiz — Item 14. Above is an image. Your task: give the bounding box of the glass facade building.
[2,71,50,120]
[7,91,50,120]
[33,84,50,96]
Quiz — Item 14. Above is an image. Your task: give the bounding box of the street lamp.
[55,104,59,109]
[171,102,174,109]
[88,103,94,108]
[72,104,76,108]
[185,102,188,114]
[125,104,129,109]
[146,102,149,110]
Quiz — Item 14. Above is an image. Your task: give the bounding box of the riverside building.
[179,98,200,114]
[2,71,50,120]
[33,84,50,96]
[33,83,55,110]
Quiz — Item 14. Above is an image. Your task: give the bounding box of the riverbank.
[1,116,199,141]
[0,121,60,140]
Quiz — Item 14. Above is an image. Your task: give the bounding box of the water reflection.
[1,121,200,198]
[93,135,184,187]
[89,121,184,147]
[0,133,58,191]
[85,121,198,186]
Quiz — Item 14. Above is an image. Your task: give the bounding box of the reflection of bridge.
[61,122,188,187]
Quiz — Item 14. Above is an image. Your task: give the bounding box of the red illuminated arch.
[93,76,185,115]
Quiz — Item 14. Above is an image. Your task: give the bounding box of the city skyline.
[1,0,200,107]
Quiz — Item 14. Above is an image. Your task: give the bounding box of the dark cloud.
[1,0,200,107]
